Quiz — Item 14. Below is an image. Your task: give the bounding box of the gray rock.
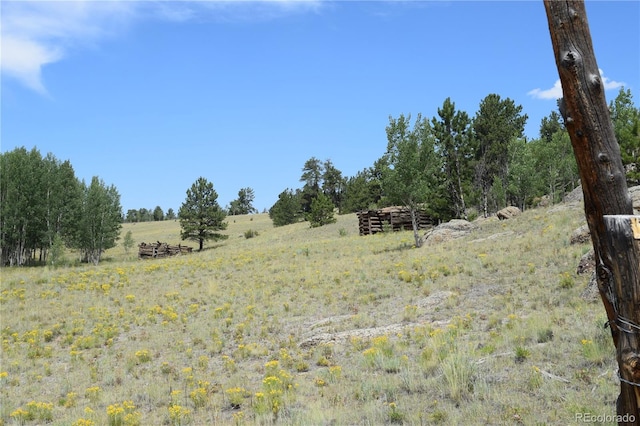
[497,206,521,220]
[630,185,640,213]
[570,225,591,245]
[423,219,475,245]
[563,185,640,212]
[576,249,595,275]
[580,272,599,302]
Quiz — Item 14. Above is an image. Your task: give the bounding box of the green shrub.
[307,193,337,228]
[244,229,259,239]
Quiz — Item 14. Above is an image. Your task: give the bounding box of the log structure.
[357,206,433,236]
[138,242,193,259]
[545,1,639,422]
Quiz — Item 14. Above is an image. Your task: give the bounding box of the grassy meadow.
[0,203,620,425]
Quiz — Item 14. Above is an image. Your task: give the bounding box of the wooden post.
[544,1,639,422]
[603,215,640,423]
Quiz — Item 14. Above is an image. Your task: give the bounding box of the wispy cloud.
[1,0,323,95]
[1,1,136,95]
[528,69,625,100]
[527,79,563,100]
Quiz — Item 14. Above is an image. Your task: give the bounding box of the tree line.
[125,206,176,223]
[124,187,257,223]
[269,89,639,240]
[0,147,122,266]
[3,89,636,263]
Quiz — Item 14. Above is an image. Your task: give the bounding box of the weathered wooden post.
[544,1,640,423]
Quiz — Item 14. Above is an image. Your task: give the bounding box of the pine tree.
[322,160,345,211]
[269,189,303,227]
[228,187,257,215]
[178,177,228,251]
[153,206,164,221]
[609,88,640,185]
[432,97,473,219]
[306,192,336,228]
[472,94,528,216]
[300,157,324,212]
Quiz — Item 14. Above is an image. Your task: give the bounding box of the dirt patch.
[298,291,453,348]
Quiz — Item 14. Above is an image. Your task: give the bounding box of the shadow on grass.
[373,242,415,254]
[198,243,227,253]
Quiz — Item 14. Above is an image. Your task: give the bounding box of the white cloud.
[1,1,137,95]
[527,79,563,100]
[598,69,625,91]
[1,0,324,95]
[2,36,62,95]
[528,69,625,100]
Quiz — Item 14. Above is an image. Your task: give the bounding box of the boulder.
[563,186,584,204]
[570,225,591,245]
[563,185,640,212]
[576,249,595,275]
[630,185,640,213]
[580,272,599,302]
[497,206,521,220]
[423,219,475,245]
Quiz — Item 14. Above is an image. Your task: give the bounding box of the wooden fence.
[138,242,193,259]
[356,206,433,235]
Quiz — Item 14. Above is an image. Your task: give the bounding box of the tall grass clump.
[440,351,476,403]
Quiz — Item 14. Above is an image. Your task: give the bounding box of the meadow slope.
[0,203,620,425]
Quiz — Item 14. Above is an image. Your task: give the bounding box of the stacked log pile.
[138,242,193,259]
[357,206,433,236]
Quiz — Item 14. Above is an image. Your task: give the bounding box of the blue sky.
[2,1,639,214]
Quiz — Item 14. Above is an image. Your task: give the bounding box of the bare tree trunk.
[409,207,423,248]
[544,1,639,423]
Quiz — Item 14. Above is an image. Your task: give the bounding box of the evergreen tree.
[341,159,388,214]
[153,206,164,221]
[341,171,372,213]
[431,97,474,219]
[368,158,389,207]
[609,87,640,185]
[178,177,228,251]
[166,208,176,220]
[306,192,336,227]
[126,210,139,223]
[472,94,528,216]
[269,189,303,227]
[539,110,564,143]
[138,208,153,222]
[322,160,345,212]
[300,157,324,212]
[228,187,258,215]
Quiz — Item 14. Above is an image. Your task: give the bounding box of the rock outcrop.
[423,220,475,245]
[497,206,521,220]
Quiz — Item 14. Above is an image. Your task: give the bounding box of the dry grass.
[0,203,620,425]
